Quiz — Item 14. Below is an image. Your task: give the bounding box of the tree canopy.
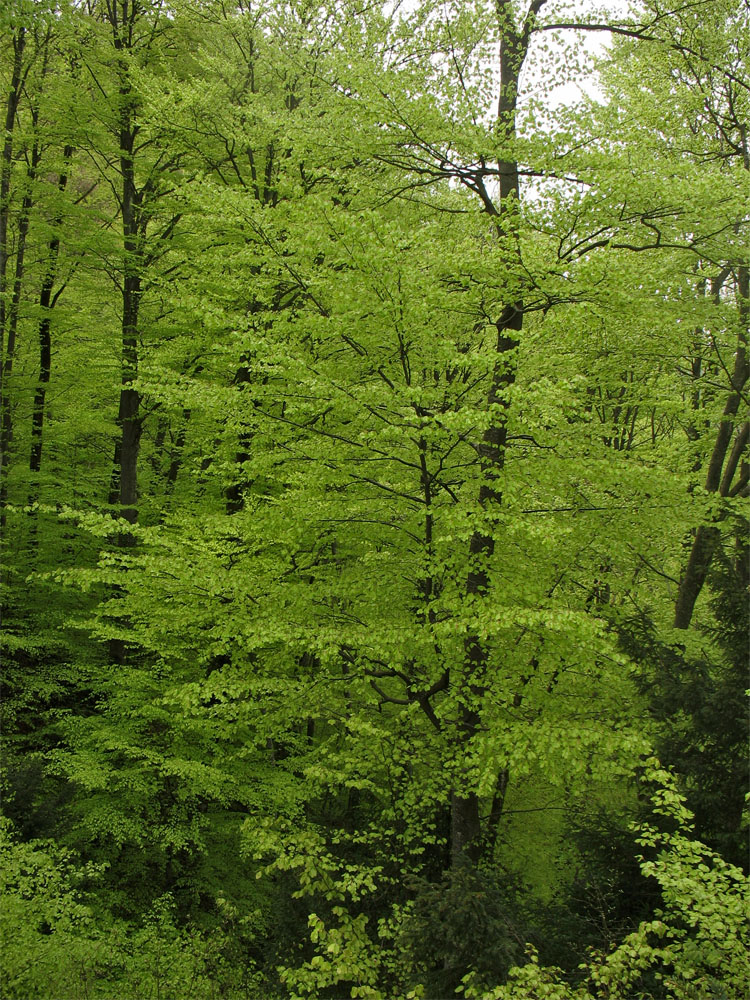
[1,1,748,998]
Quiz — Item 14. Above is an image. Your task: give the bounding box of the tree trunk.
[108,13,144,661]
[0,132,40,522]
[674,264,749,628]
[450,0,546,869]
[0,26,26,366]
[29,146,73,479]
[165,409,191,495]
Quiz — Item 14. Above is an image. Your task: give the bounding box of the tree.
[82,1,699,991]
[583,0,749,629]
[2,1,747,996]
[0,4,53,517]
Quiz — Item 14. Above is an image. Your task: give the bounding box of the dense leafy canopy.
[1,0,748,997]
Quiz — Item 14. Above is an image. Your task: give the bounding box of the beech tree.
[83,1,747,994]
[0,6,53,515]
[1,1,747,998]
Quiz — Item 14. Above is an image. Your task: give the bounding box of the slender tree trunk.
[674,264,749,629]
[453,304,522,868]
[226,364,253,513]
[1,27,51,526]
[108,13,144,661]
[450,0,546,869]
[29,146,73,479]
[165,411,190,494]
[0,131,41,523]
[108,215,142,660]
[0,27,26,367]
[116,58,142,528]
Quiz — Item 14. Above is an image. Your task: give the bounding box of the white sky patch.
[522,0,636,108]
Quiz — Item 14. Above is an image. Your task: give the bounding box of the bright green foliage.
[1,1,748,998]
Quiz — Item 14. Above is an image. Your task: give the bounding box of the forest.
[0,0,748,997]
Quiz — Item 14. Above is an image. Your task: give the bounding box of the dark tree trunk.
[0,132,40,523]
[165,410,191,495]
[226,363,253,514]
[29,146,73,479]
[107,9,145,662]
[674,264,749,629]
[450,0,547,870]
[0,26,26,364]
